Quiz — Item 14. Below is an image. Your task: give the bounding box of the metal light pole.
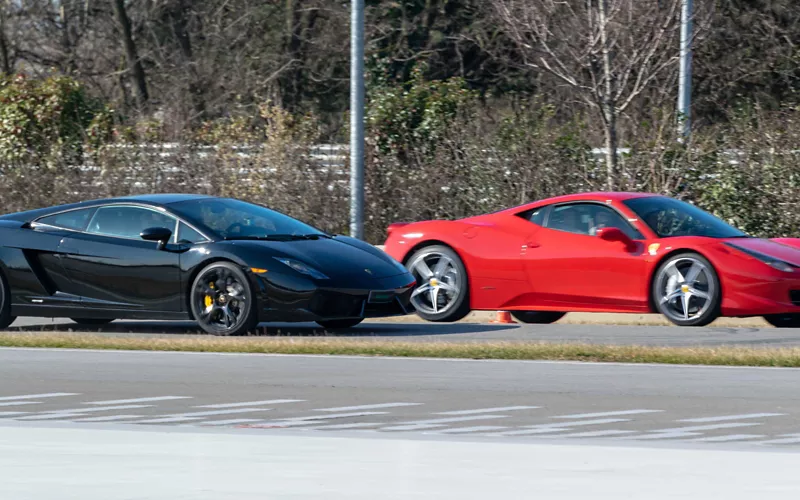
[678,0,693,139]
[349,0,365,240]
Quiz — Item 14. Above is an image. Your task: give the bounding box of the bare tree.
[0,3,11,74]
[492,0,698,189]
[112,0,149,108]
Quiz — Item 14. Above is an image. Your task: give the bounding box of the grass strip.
[0,333,799,367]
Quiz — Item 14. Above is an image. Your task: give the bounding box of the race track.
[2,347,800,447]
[7,316,800,347]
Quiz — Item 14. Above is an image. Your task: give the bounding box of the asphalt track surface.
[2,347,800,448]
[7,316,800,347]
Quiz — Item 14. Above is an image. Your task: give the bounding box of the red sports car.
[383,192,800,328]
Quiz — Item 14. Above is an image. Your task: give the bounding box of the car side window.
[177,222,206,244]
[546,203,643,239]
[36,208,96,231]
[87,206,176,240]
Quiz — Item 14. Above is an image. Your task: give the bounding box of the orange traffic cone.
[490,311,515,324]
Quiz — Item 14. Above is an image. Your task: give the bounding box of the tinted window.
[547,203,643,239]
[177,222,206,244]
[623,197,747,238]
[169,198,324,239]
[87,206,176,240]
[37,208,95,231]
[522,207,547,226]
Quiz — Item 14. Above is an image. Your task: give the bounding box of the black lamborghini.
[0,194,416,335]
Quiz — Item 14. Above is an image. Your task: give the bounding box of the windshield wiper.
[224,233,330,241]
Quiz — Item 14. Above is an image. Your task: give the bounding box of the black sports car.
[0,194,416,335]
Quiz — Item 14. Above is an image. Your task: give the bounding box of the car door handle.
[526,241,540,248]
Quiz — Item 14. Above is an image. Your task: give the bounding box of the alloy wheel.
[655,256,716,324]
[193,265,249,333]
[407,250,462,316]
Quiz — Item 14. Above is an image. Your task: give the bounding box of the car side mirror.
[597,227,636,251]
[140,226,173,250]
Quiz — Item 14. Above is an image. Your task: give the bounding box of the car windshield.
[169,198,326,240]
[623,196,747,239]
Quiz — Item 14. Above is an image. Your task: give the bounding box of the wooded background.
[1,0,799,242]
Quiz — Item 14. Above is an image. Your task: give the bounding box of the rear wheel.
[317,318,364,330]
[70,318,114,326]
[406,245,470,322]
[764,314,800,328]
[190,262,258,336]
[652,252,720,327]
[510,311,566,324]
[0,270,15,329]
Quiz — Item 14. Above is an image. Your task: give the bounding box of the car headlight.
[274,258,329,279]
[725,243,796,274]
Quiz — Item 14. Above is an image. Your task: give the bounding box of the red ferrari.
[383,192,800,328]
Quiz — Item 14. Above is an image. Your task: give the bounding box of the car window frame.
[30,203,213,245]
[539,201,645,240]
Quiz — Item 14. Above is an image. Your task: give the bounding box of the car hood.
[724,238,800,267]
[224,237,407,280]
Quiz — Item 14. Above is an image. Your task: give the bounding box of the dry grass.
[1,333,799,367]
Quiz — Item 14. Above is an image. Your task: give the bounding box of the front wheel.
[652,252,721,327]
[317,318,364,330]
[764,314,800,328]
[190,262,258,336]
[406,245,470,322]
[0,270,15,329]
[511,311,566,324]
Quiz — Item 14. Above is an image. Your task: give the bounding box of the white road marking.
[434,426,509,434]
[195,400,305,408]
[435,406,539,415]
[248,421,323,428]
[137,416,205,424]
[493,428,572,436]
[554,430,637,438]
[525,418,632,429]
[71,415,145,422]
[197,419,265,426]
[691,434,765,443]
[381,424,448,432]
[41,405,153,414]
[0,412,30,417]
[0,393,78,401]
[166,408,272,418]
[757,437,800,445]
[306,423,383,430]
[15,413,90,421]
[631,432,702,440]
[552,410,663,419]
[677,413,784,423]
[313,402,421,412]
[277,412,390,422]
[85,396,192,405]
[651,423,761,433]
[396,415,509,425]
[0,402,40,407]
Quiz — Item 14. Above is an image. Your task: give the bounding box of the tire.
[763,314,800,328]
[405,245,470,322]
[316,318,364,330]
[0,270,15,329]
[510,311,566,324]
[190,262,258,336]
[70,318,114,326]
[652,252,721,327]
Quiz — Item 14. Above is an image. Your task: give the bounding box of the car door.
[523,202,649,310]
[58,204,182,312]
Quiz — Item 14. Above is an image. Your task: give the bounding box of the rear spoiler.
[386,222,410,238]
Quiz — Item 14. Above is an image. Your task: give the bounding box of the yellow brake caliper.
[204,282,214,308]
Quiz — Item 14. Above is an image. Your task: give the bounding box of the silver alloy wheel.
[407,251,462,316]
[655,257,716,323]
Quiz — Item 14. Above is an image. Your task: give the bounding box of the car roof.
[0,193,216,222]
[489,191,662,216]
